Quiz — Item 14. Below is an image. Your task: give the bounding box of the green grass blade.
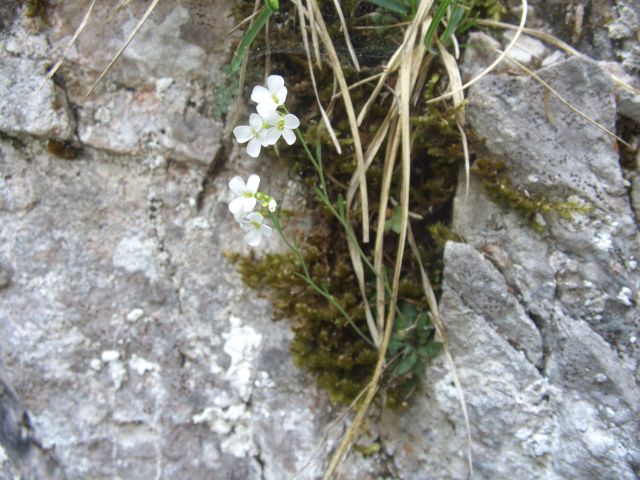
[441,5,465,45]
[231,6,272,71]
[423,0,453,49]
[365,0,410,16]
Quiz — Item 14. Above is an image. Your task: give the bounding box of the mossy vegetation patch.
[472,157,593,232]
[226,0,509,407]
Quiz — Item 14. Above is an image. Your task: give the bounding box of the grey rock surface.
[0,2,337,479]
[0,1,639,480]
[384,55,639,479]
[0,51,74,140]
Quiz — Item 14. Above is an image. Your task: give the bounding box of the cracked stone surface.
[1,1,639,480]
[379,55,639,479]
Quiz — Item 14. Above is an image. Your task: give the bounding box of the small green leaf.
[264,0,279,12]
[355,442,381,455]
[384,206,403,234]
[441,5,465,45]
[394,351,418,376]
[424,0,453,49]
[419,341,443,359]
[365,0,410,16]
[231,6,272,71]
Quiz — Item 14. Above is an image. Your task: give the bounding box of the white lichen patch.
[129,355,161,375]
[112,234,158,280]
[222,316,262,401]
[616,287,633,306]
[109,360,127,390]
[101,350,120,362]
[126,308,145,322]
[0,444,6,463]
[192,402,253,458]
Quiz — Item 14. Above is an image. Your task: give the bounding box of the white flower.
[241,212,272,247]
[251,75,287,117]
[268,199,277,212]
[233,113,268,158]
[228,174,260,214]
[263,110,300,146]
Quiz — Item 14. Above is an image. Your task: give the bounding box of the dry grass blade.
[437,41,470,201]
[356,29,406,126]
[292,380,373,479]
[427,0,528,105]
[306,0,322,70]
[294,0,342,154]
[330,73,384,100]
[264,16,271,83]
[322,3,434,478]
[227,8,261,35]
[84,0,161,99]
[407,224,473,479]
[227,0,262,135]
[331,0,360,71]
[344,106,397,346]
[476,19,580,56]
[500,51,630,146]
[373,119,400,338]
[45,0,97,83]
[308,0,369,243]
[477,19,640,97]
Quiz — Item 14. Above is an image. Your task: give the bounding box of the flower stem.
[269,211,375,347]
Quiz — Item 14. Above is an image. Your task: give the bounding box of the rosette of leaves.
[386,302,442,405]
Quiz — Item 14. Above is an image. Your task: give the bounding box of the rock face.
[0,2,639,480]
[381,56,639,479]
[0,3,334,479]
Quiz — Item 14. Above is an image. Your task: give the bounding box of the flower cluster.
[228,75,297,247]
[233,75,300,158]
[228,174,277,247]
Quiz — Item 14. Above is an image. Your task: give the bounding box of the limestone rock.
[429,55,640,479]
[0,51,74,140]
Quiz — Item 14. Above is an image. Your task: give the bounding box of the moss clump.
[24,0,47,20]
[227,2,473,407]
[228,213,378,405]
[477,0,508,21]
[473,158,593,232]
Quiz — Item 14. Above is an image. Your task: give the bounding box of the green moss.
[24,0,47,21]
[476,0,508,21]
[473,158,593,232]
[228,213,378,405]
[227,2,474,408]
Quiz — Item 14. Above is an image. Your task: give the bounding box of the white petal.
[246,211,263,223]
[244,229,262,247]
[283,113,300,129]
[268,199,277,212]
[229,197,245,214]
[229,176,247,196]
[249,113,263,130]
[275,86,287,105]
[282,128,296,145]
[258,129,272,146]
[262,110,281,126]
[246,137,262,158]
[242,196,257,212]
[233,125,254,144]
[265,128,281,145]
[257,102,278,117]
[251,85,272,105]
[246,174,260,194]
[261,224,272,238]
[267,75,285,92]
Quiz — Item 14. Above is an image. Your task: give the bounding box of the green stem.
[269,211,375,347]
